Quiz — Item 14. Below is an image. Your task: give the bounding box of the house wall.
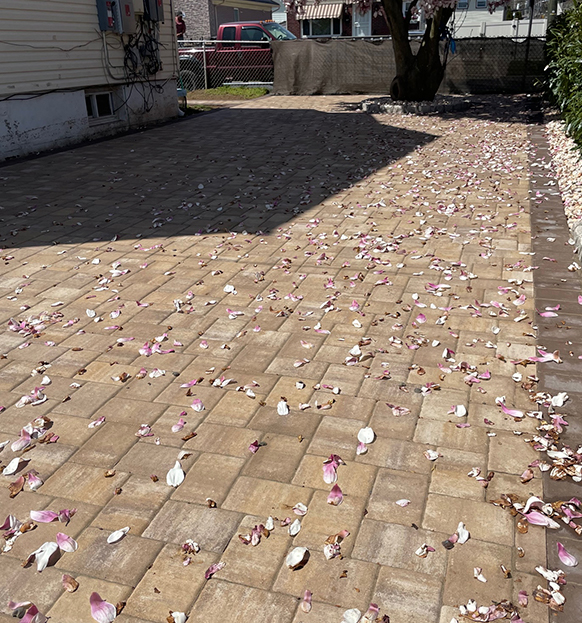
[288,2,389,37]
[214,5,274,34]
[287,8,301,36]
[178,0,275,38]
[0,0,178,161]
[272,0,287,24]
[453,1,547,37]
[177,0,213,38]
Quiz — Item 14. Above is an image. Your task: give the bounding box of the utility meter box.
[97,0,137,33]
[96,0,118,31]
[120,0,137,32]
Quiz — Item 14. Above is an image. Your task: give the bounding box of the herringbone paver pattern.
[0,96,560,622]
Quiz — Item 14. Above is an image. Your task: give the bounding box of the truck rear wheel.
[179,60,205,91]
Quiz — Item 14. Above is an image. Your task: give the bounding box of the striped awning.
[297,2,344,19]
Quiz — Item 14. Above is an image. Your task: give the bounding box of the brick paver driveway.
[0,95,579,623]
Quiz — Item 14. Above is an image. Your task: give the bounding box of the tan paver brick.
[291,489,367,557]
[355,437,433,473]
[206,389,263,426]
[56,527,163,585]
[273,550,378,611]
[488,430,541,475]
[172,452,245,505]
[187,581,297,623]
[90,474,172,534]
[52,383,121,417]
[293,452,376,499]
[366,468,429,526]
[373,566,444,623]
[219,515,293,588]
[71,422,137,468]
[41,463,130,505]
[414,417,490,453]
[124,544,216,621]
[423,493,514,546]
[248,404,323,438]
[143,500,242,551]
[0,557,66,617]
[183,422,262,457]
[47,577,133,623]
[353,519,448,577]
[242,433,306,482]
[442,539,513,606]
[114,441,196,476]
[91,397,167,427]
[223,476,312,517]
[307,416,365,460]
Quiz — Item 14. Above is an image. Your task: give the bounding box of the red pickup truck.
[178,21,295,90]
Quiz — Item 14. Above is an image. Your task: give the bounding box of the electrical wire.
[0,37,102,52]
[0,87,84,103]
[2,16,169,114]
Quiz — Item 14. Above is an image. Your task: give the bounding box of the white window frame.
[301,17,342,37]
[457,0,469,8]
[85,91,117,124]
[475,0,488,8]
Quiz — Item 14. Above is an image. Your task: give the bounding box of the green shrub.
[544,1,582,149]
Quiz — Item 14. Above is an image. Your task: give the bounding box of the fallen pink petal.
[204,561,226,579]
[30,510,59,523]
[327,483,344,506]
[89,592,117,623]
[56,532,78,553]
[557,542,578,567]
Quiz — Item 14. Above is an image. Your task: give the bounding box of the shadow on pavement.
[336,94,544,125]
[0,107,437,247]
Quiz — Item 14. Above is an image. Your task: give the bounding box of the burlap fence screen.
[272,37,546,96]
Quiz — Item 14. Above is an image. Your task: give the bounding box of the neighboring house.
[0,0,178,161]
[284,0,556,38]
[272,0,288,25]
[176,0,278,40]
[453,0,547,37]
[286,0,390,37]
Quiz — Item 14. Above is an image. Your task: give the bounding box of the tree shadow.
[336,94,544,125]
[0,107,437,249]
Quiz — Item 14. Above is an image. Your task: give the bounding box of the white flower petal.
[286,546,309,569]
[107,526,130,544]
[166,461,185,487]
[288,519,301,536]
[357,427,375,444]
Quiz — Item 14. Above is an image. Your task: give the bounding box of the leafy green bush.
[545,1,582,148]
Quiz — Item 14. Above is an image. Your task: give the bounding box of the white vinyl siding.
[0,0,177,97]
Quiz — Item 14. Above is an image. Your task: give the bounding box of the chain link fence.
[177,40,274,91]
[177,36,546,95]
[442,36,546,94]
[270,36,546,95]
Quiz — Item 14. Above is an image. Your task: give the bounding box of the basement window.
[85,92,114,119]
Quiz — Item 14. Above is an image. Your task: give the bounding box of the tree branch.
[381,0,413,72]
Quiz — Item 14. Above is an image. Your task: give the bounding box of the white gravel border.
[545,120,582,240]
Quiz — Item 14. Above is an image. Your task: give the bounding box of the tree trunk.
[381,0,453,101]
